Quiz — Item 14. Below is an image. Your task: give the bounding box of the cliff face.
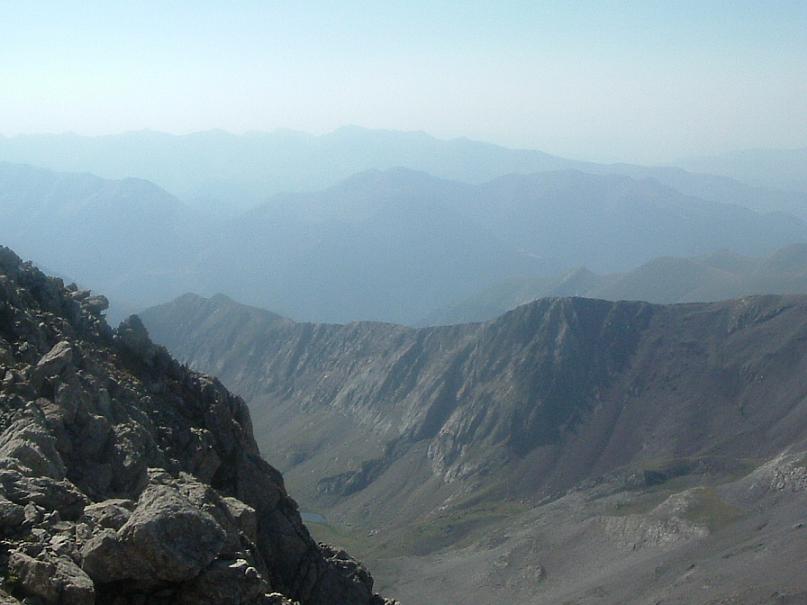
[139,292,807,604]
[0,248,394,605]
[142,292,807,515]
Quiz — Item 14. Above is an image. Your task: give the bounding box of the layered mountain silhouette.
[3,161,807,325]
[682,146,807,194]
[423,243,807,325]
[0,162,212,318]
[2,128,806,217]
[141,291,807,604]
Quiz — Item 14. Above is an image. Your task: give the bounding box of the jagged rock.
[173,475,254,556]
[0,411,66,480]
[222,496,258,543]
[0,496,25,531]
[0,247,394,603]
[35,341,73,377]
[80,499,134,530]
[83,295,109,316]
[0,338,13,367]
[7,550,94,605]
[0,471,87,520]
[177,558,269,604]
[313,544,378,604]
[114,315,159,365]
[81,479,226,583]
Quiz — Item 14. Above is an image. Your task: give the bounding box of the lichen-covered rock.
[0,247,395,605]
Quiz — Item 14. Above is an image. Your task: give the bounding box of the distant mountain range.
[422,244,807,325]
[0,162,213,318]
[141,291,807,604]
[2,127,807,218]
[682,147,807,194]
[3,162,806,324]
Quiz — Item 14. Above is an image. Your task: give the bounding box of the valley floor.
[307,452,807,604]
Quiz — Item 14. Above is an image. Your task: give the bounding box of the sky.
[0,1,805,164]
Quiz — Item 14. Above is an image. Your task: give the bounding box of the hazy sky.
[1,1,805,163]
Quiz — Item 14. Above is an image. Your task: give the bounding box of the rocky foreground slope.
[142,292,807,603]
[0,247,394,605]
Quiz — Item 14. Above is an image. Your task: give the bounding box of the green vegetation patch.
[387,499,528,556]
[682,487,743,531]
[307,522,377,557]
[609,491,670,517]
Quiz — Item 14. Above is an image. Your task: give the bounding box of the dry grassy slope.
[142,292,807,603]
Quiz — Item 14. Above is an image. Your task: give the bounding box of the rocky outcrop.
[0,247,395,604]
[598,489,712,551]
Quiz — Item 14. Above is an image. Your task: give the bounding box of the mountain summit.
[0,247,395,605]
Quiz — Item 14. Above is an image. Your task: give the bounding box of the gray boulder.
[81,481,226,584]
[0,496,25,533]
[80,498,134,530]
[0,471,87,520]
[7,550,94,605]
[178,558,269,605]
[83,295,109,316]
[35,341,74,377]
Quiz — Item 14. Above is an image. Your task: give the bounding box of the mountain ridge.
[141,290,807,603]
[3,127,806,218]
[422,243,807,325]
[4,160,807,326]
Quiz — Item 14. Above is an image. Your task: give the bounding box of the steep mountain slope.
[142,292,807,603]
[424,244,807,325]
[0,248,394,605]
[2,128,806,217]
